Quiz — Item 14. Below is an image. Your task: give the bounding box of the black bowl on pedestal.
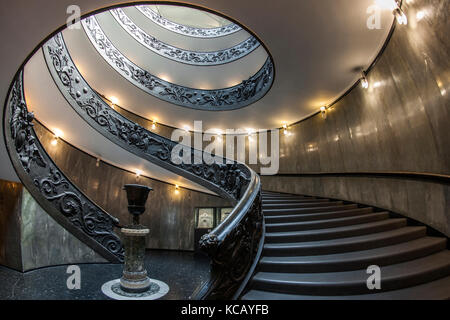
[123,184,152,225]
[123,184,152,214]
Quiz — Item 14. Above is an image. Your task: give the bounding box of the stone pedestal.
[119,184,152,293]
[101,184,170,300]
[120,227,150,293]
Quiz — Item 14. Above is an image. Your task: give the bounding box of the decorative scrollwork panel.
[81,16,274,111]
[197,186,263,299]
[4,71,124,262]
[43,31,264,298]
[136,5,242,38]
[44,33,251,201]
[110,8,259,66]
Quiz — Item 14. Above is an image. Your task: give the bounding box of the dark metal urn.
[120,184,153,293]
[123,184,152,225]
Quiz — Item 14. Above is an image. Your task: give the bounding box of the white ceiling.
[63,1,394,133]
[0,0,394,182]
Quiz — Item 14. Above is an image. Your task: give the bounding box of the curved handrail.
[110,8,260,66]
[3,71,124,263]
[193,171,263,299]
[39,32,262,299]
[81,16,274,111]
[135,5,242,38]
[44,32,254,202]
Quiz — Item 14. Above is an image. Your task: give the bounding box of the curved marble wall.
[262,0,450,236]
[33,123,231,251]
[0,179,105,271]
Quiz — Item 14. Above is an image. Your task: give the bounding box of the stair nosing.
[259,237,446,272]
[251,251,450,295]
[265,218,406,238]
[265,211,389,229]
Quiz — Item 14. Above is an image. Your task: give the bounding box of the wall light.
[393,7,408,25]
[151,120,157,130]
[53,128,63,138]
[282,123,289,135]
[109,96,119,110]
[51,129,63,146]
[174,185,180,195]
[416,10,426,21]
[159,74,170,82]
[375,0,407,25]
[110,96,119,105]
[96,158,101,167]
[393,1,408,25]
[320,106,327,119]
[360,71,369,89]
[135,169,142,179]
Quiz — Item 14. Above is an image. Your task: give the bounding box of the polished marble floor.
[0,250,210,300]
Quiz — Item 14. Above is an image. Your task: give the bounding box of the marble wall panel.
[0,180,22,270]
[0,179,105,271]
[261,175,450,236]
[20,188,105,271]
[258,0,449,236]
[270,0,449,175]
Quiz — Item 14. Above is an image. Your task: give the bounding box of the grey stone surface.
[0,179,106,272]
[259,0,449,236]
[0,180,23,271]
[20,188,106,271]
[271,0,449,175]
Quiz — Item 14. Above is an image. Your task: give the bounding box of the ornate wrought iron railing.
[43,32,258,201]
[192,171,263,299]
[2,30,264,299]
[110,8,260,66]
[81,16,273,111]
[43,32,264,298]
[3,71,124,263]
[135,5,242,38]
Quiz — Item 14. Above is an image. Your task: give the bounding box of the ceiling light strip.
[136,5,241,38]
[81,16,274,111]
[110,8,259,66]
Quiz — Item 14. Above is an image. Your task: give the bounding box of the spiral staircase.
[2,1,449,300]
[4,4,270,299]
